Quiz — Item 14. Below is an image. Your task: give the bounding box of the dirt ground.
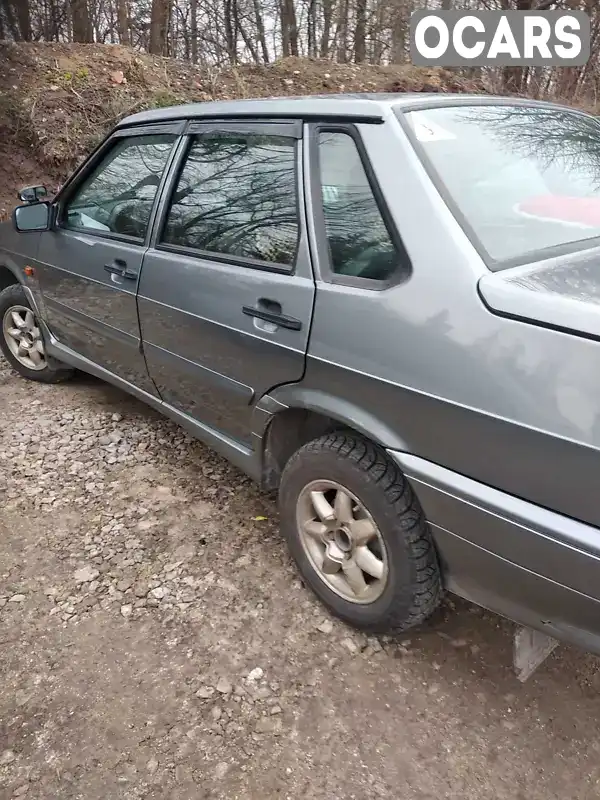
[1,355,600,800]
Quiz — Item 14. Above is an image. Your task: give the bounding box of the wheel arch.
[0,263,43,318]
[0,262,21,292]
[256,387,410,491]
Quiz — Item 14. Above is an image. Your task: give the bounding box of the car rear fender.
[253,385,410,453]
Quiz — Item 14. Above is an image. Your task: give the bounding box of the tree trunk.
[149,0,170,54]
[232,0,240,61]
[336,0,349,62]
[239,20,260,63]
[70,0,93,42]
[117,0,130,44]
[502,0,532,93]
[502,65,526,93]
[353,0,366,62]
[280,0,298,57]
[86,0,94,41]
[370,0,385,64]
[166,0,174,56]
[556,66,581,100]
[390,2,406,64]
[307,0,317,57]
[320,0,334,57]
[224,0,238,63]
[190,0,198,62]
[280,0,289,56]
[253,0,269,62]
[1,0,20,39]
[63,0,72,41]
[16,0,31,40]
[289,0,298,56]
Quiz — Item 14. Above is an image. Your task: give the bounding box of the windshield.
[402,104,600,265]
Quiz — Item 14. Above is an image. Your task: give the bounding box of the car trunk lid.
[478,243,600,340]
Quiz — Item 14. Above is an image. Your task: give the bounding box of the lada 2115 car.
[3,93,600,676]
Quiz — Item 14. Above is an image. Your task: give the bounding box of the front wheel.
[278,432,442,633]
[0,284,73,383]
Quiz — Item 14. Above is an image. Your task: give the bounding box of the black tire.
[278,432,442,633]
[0,284,73,384]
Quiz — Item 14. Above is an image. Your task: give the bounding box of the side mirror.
[18,185,48,204]
[13,202,52,232]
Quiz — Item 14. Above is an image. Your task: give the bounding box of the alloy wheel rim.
[296,479,389,604]
[2,305,46,371]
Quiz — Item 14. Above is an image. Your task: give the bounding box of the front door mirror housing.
[18,185,48,204]
[13,201,52,233]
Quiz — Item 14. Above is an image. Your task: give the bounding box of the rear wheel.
[278,432,442,633]
[0,284,73,383]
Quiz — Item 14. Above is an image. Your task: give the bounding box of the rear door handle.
[242,305,302,331]
[104,259,137,281]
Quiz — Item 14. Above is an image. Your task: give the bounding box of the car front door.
[34,124,181,394]
[137,120,315,444]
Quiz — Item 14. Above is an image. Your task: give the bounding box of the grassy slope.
[0,41,487,217]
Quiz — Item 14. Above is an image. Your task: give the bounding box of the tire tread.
[280,432,442,633]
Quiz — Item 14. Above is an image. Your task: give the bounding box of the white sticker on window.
[322,185,340,203]
[411,115,456,143]
[77,212,111,231]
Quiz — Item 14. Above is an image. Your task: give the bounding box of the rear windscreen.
[400,104,600,266]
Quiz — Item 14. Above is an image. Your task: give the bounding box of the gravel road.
[1,355,600,800]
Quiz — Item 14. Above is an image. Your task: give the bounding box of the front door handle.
[104,259,137,281]
[242,304,302,331]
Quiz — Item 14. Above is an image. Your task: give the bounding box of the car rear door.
[137,120,315,445]
[34,123,182,395]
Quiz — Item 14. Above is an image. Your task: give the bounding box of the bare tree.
[320,0,335,57]
[223,0,238,62]
[189,0,198,60]
[252,0,269,62]
[70,0,93,41]
[117,0,130,43]
[390,0,408,64]
[353,0,366,62]
[335,0,349,62]
[1,0,32,39]
[17,0,32,39]
[280,0,298,56]
[149,0,170,53]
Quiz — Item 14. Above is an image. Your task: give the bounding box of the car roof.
[117,92,586,128]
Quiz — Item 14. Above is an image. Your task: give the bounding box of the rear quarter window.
[316,130,408,283]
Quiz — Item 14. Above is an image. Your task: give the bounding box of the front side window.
[63,134,176,240]
[162,132,299,267]
[317,131,401,282]
[402,105,600,265]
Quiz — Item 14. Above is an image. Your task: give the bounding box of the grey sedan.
[2,93,600,677]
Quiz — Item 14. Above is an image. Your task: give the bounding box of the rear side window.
[317,131,401,282]
[162,132,299,267]
[63,134,176,240]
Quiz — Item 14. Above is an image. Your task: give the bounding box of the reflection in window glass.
[64,135,175,239]
[403,105,600,263]
[318,132,400,281]
[163,133,299,266]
